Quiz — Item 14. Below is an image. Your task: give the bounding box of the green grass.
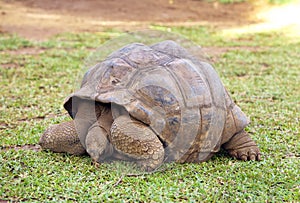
[0,26,299,202]
[208,0,297,4]
[211,0,246,4]
[268,0,298,5]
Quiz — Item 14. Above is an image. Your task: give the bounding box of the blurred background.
[1,0,299,40]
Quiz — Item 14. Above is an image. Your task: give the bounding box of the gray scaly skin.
[39,120,85,155]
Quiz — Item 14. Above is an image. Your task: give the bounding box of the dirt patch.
[0,63,20,69]
[0,47,47,55]
[0,0,258,40]
[1,144,41,152]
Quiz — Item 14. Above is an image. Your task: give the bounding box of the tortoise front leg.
[39,120,86,155]
[222,130,261,161]
[110,115,165,171]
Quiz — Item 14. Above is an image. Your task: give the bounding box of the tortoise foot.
[223,130,261,161]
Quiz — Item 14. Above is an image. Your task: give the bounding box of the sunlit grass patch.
[222,0,300,38]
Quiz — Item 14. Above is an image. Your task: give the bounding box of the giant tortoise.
[39,40,261,171]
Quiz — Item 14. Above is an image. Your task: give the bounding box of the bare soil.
[0,0,258,40]
[1,144,41,152]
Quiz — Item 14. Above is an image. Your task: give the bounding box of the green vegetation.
[0,26,299,202]
[268,0,298,5]
[205,0,246,4]
[207,0,298,4]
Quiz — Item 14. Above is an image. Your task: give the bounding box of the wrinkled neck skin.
[74,99,101,149]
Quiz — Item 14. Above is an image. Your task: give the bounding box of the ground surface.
[0,0,299,202]
[0,0,258,40]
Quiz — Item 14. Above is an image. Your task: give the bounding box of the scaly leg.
[110,115,165,171]
[222,130,261,161]
[39,120,86,155]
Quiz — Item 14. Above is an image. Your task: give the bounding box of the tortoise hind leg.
[222,130,261,161]
[110,115,165,171]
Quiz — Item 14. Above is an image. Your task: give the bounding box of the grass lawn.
[0,26,299,202]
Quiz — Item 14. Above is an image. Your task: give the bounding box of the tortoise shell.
[64,40,229,162]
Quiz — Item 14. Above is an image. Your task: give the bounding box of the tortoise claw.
[249,154,256,161]
[240,154,248,161]
[228,147,261,161]
[257,153,261,161]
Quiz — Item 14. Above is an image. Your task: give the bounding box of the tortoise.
[39,40,261,171]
